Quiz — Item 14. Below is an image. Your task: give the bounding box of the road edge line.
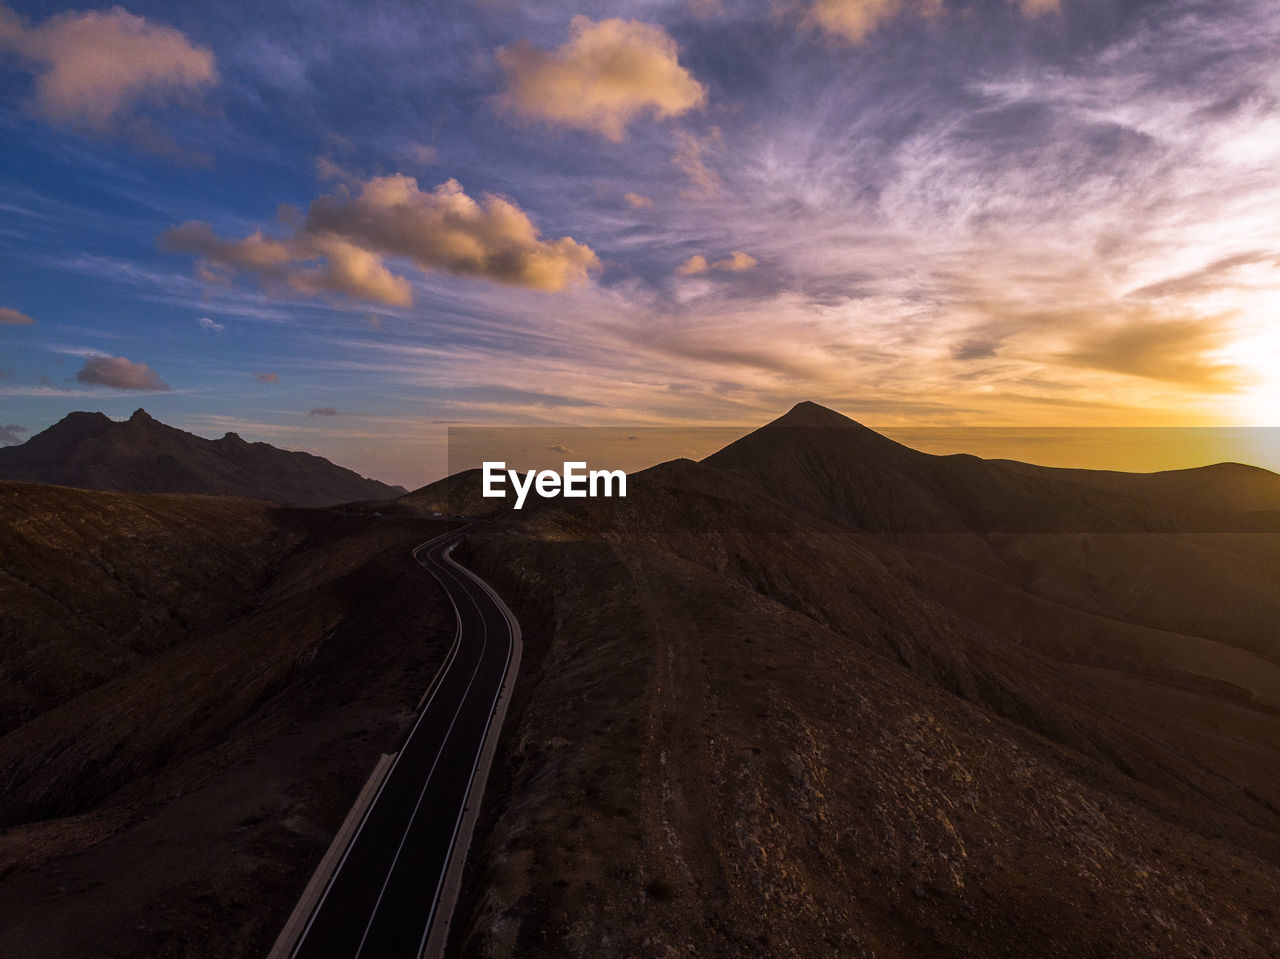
[421,547,524,959]
[267,750,397,959]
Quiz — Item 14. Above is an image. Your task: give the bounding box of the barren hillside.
[0,483,456,958]
[445,404,1280,958]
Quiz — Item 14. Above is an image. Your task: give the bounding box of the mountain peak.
[60,410,111,427]
[773,401,863,429]
[703,401,910,473]
[0,409,402,507]
[38,410,112,440]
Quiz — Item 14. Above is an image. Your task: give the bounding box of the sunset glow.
[2,0,1278,486]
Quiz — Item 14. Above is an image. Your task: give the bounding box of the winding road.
[279,526,520,959]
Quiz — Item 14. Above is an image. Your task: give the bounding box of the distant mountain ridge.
[0,409,405,507]
[701,401,1280,531]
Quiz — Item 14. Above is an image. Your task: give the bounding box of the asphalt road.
[289,526,517,959]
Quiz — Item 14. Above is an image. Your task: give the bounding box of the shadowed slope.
[0,409,404,507]
[0,482,455,958]
[443,402,1280,959]
[702,402,1278,534]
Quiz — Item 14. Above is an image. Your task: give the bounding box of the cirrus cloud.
[161,175,599,305]
[1053,311,1241,389]
[75,354,171,391]
[494,15,706,142]
[0,3,216,130]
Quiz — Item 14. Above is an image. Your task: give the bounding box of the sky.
[1,0,1278,487]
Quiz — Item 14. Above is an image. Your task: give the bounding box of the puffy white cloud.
[495,16,706,141]
[0,4,216,129]
[161,175,599,305]
[196,316,225,332]
[75,355,171,391]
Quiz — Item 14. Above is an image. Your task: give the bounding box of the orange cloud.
[0,4,216,129]
[160,222,293,272]
[714,250,757,272]
[495,16,706,141]
[677,251,757,275]
[677,254,709,276]
[624,192,655,208]
[162,175,599,305]
[807,0,1054,43]
[1054,313,1241,390]
[806,0,921,43]
[0,306,35,325]
[290,233,413,306]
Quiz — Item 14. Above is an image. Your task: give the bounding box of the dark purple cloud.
[75,355,172,391]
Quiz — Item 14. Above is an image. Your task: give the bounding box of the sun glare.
[1225,319,1280,426]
